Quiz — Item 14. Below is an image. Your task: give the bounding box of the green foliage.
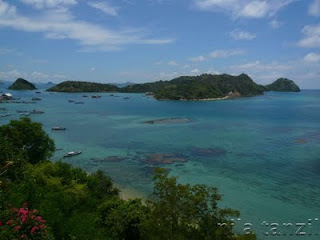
[3,161,119,239]
[47,81,119,92]
[98,196,147,240]
[140,168,239,240]
[8,78,37,90]
[265,78,300,92]
[0,117,55,180]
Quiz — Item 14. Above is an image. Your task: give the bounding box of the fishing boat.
[63,151,82,158]
[30,110,44,114]
[92,95,101,98]
[52,127,67,131]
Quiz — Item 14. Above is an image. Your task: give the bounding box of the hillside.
[265,78,300,92]
[8,78,37,90]
[121,73,265,100]
[47,81,119,92]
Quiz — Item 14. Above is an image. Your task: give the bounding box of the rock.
[142,153,188,165]
[90,156,127,163]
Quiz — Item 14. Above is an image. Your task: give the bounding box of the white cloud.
[210,49,245,58]
[0,0,16,16]
[191,68,200,74]
[90,67,96,71]
[304,52,320,62]
[88,1,118,16]
[309,0,320,17]
[230,29,256,40]
[0,1,173,52]
[240,1,268,18]
[269,19,282,29]
[189,55,206,62]
[193,0,295,19]
[168,60,179,66]
[231,60,291,71]
[0,48,14,54]
[20,0,77,9]
[298,24,320,48]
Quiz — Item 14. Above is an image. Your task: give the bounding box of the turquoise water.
[1,89,320,239]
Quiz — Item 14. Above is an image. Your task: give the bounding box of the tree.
[140,168,255,240]
[0,117,55,180]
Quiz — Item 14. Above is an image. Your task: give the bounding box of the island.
[45,74,301,100]
[121,73,265,100]
[265,78,300,92]
[8,78,37,90]
[47,81,119,92]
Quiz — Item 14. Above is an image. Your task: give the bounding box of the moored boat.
[63,151,82,158]
[92,95,101,98]
[52,127,67,131]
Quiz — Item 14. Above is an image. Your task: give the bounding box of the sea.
[1,88,320,239]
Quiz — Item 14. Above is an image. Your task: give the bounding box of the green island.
[0,118,256,240]
[47,81,118,93]
[265,78,300,92]
[46,73,300,100]
[8,78,37,90]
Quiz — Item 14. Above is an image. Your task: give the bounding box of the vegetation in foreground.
[0,118,256,239]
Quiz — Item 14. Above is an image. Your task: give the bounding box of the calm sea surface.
[1,89,320,239]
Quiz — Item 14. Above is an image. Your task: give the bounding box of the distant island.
[47,81,118,92]
[8,78,37,90]
[265,78,300,92]
[46,74,301,100]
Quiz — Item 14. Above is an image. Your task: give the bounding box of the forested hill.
[120,73,265,100]
[47,81,119,92]
[8,78,37,90]
[265,78,300,92]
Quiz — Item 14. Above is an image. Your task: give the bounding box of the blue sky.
[0,0,319,88]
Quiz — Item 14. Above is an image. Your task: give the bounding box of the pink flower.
[32,210,38,214]
[31,226,39,234]
[14,225,22,232]
[39,224,45,229]
[0,221,3,226]
[6,220,13,225]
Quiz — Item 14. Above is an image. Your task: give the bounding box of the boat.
[30,110,44,114]
[63,151,82,158]
[52,127,67,131]
[92,95,101,98]
[82,95,88,98]
[123,97,130,100]
[35,91,41,94]
[32,97,42,101]
[68,100,75,103]
[20,113,30,116]
[75,101,85,104]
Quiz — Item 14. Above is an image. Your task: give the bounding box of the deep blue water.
[1,89,320,239]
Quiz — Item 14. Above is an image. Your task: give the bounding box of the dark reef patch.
[141,118,191,124]
[142,153,188,165]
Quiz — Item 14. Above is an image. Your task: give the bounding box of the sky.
[0,0,319,88]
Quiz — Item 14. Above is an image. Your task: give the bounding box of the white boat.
[63,151,82,158]
[52,127,67,131]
